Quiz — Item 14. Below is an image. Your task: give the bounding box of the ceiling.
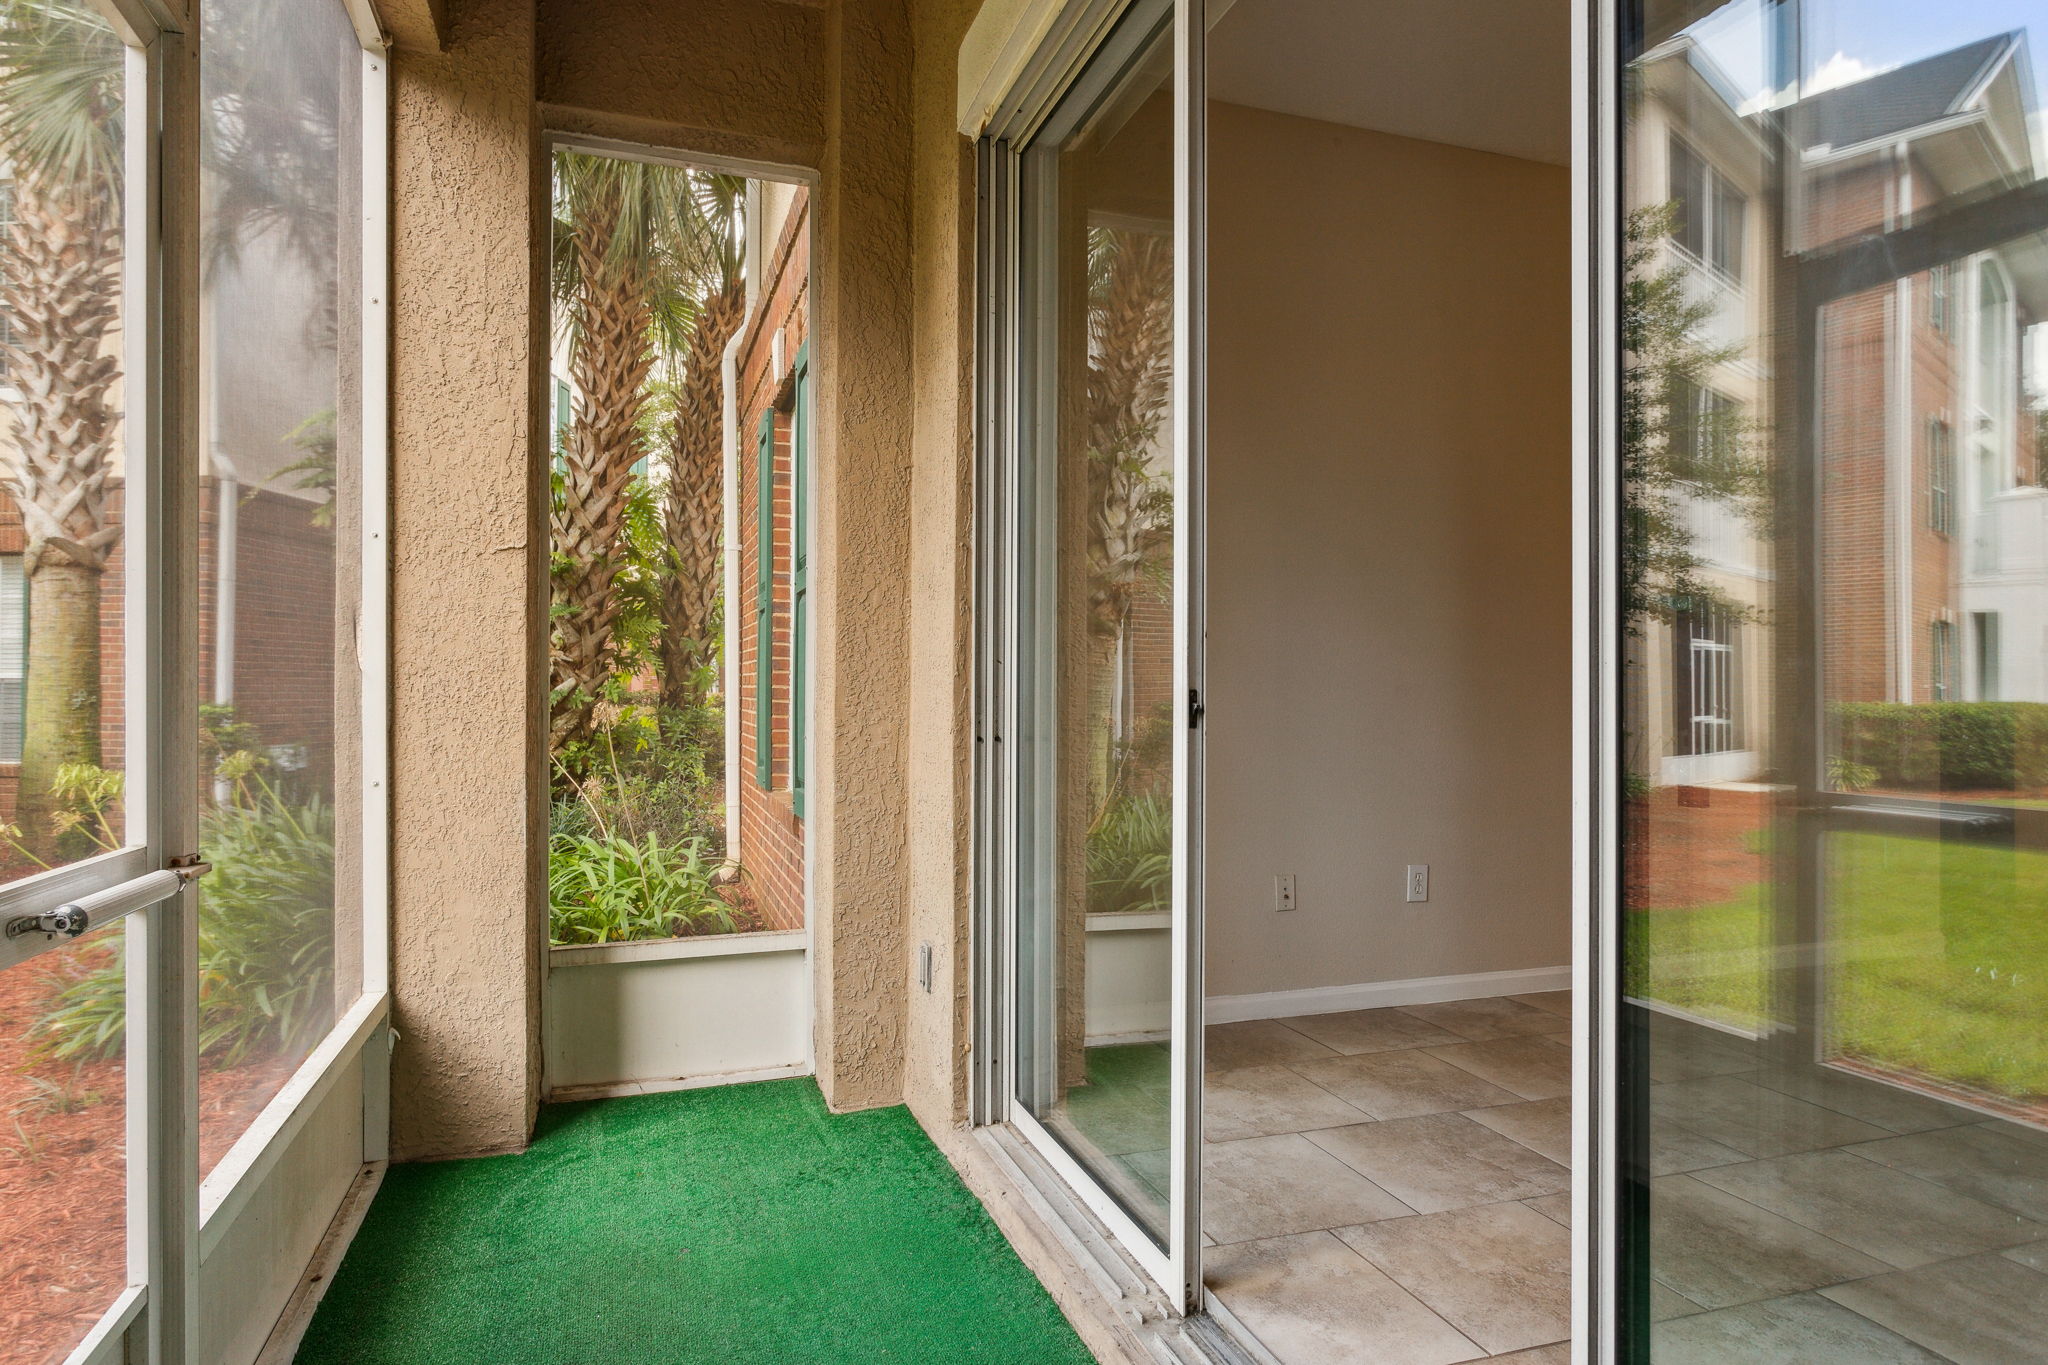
[1208,0,1572,166]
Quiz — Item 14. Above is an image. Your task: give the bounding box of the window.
[1928,417,1954,535]
[1931,618,1957,701]
[1973,612,2001,701]
[1675,600,1740,755]
[1930,260,1954,338]
[1667,376,1739,480]
[754,407,774,790]
[0,554,22,762]
[1669,133,1745,281]
[790,343,809,817]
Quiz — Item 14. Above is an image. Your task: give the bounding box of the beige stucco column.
[387,0,548,1161]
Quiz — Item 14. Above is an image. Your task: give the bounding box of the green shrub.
[36,785,336,1066]
[548,830,739,944]
[1087,794,1172,915]
[554,702,726,856]
[1830,701,2048,792]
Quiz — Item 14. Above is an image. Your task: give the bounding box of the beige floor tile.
[1692,1150,2042,1268]
[1399,997,1561,1041]
[1651,1279,1704,1321]
[1651,1292,1944,1364]
[1464,1097,1571,1164]
[1644,1019,1760,1083]
[1487,1346,1570,1364]
[1204,1134,1414,1244]
[1309,1113,1567,1214]
[1208,1019,1341,1071]
[1650,1120,1749,1176]
[1272,1007,1465,1056]
[1651,1075,1888,1158]
[1205,1231,1484,1365]
[1428,1037,1572,1101]
[1511,991,1572,1018]
[1335,1201,1568,1354]
[1821,1252,2048,1363]
[1751,1066,1975,1135]
[1205,1063,1374,1143]
[1522,1193,1571,1227]
[1646,1173,1889,1309]
[1293,1049,1520,1120]
[1848,1122,2048,1222]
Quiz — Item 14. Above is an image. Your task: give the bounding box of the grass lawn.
[1627,830,2048,1101]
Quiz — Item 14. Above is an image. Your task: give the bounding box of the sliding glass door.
[1607,0,2048,1356]
[977,0,1205,1307]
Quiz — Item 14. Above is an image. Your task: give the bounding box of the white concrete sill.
[547,928,806,967]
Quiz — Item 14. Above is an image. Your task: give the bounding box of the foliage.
[553,700,726,853]
[548,828,738,944]
[0,760,119,866]
[1087,794,1172,915]
[272,408,338,526]
[1830,701,2048,793]
[1620,204,1765,629]
[35,777,336,1065]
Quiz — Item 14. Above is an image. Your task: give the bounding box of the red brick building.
[732,184,810,930]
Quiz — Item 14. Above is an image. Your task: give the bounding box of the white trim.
[1206,967,1573,1026]
[197,994,389,1258]
[547,1061,812,1103]
[1086,909,1169,932]
[60,1285,146,1365]
[547,928,806,967]
[546,132,819,190]
[250,1160,385,1365]
[358,44,392,1011]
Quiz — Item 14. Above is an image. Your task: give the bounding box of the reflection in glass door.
[980,0,1202,1303]
[1616,1,2048,1356]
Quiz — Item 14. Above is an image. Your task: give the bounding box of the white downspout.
[724,181,765,863]
[207,297,239,804]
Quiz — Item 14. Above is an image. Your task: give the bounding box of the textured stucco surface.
[806,0,918,1112]
[901,0,982,1131]
[537,0,827,170]
[388,0,547,1161]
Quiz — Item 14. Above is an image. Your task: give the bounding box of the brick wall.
[733,189,810,930]
[0,477,336,829]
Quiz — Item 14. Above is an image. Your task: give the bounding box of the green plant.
[35,780,336,1066]
[1829,701,2048,792]
[12,1065,102,1114]
[1086,794,1172,915]
[548,829,738,944]
[1827,754,1881,793]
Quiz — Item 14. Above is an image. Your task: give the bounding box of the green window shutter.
[553,379,571,474]
[755,409,776,790]
[790,344,810,817]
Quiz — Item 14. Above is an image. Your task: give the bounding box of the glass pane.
[196,0,363,1173]
[1011,2,1178,1246]
[0,929,128,1365]
[1624,3,2048,1356]
[0,0,130,886]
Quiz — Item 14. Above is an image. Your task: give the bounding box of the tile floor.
[1200,994,2048,1365]
[1201,993,1573,1365]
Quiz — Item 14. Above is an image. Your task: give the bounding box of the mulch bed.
[1622,784,1773,910]
[1,949,299,1364]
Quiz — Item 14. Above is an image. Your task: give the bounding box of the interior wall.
[1205,102,1572,1001]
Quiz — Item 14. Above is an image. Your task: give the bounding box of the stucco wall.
[1204,103,1574,999]
[388,0,548,1161]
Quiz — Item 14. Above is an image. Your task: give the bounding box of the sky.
[1687,0,2048,120]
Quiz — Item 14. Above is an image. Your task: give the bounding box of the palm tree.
[656,172,745,713]
[549,151,696,754]
[1083,225,1173,818]
[0,0,125,856]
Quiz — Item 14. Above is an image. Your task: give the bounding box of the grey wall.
[1206,102,1573,1000]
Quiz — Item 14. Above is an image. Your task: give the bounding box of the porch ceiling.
[1208,0,1571,166]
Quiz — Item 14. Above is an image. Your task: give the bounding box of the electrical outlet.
[1276,874,1297,912]
[1405,865,1429,903]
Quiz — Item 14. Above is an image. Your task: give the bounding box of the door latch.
[5,905,90,940]
[1188,688,1205,728]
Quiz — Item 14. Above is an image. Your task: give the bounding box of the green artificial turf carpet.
[295,1078,1097,1365]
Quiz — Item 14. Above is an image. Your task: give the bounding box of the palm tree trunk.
[16,558,102,855]
[658,282,743,712]
[0,174,122,856]
[550,178,656,754]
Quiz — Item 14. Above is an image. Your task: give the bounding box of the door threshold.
[973,1124,1262,1365]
